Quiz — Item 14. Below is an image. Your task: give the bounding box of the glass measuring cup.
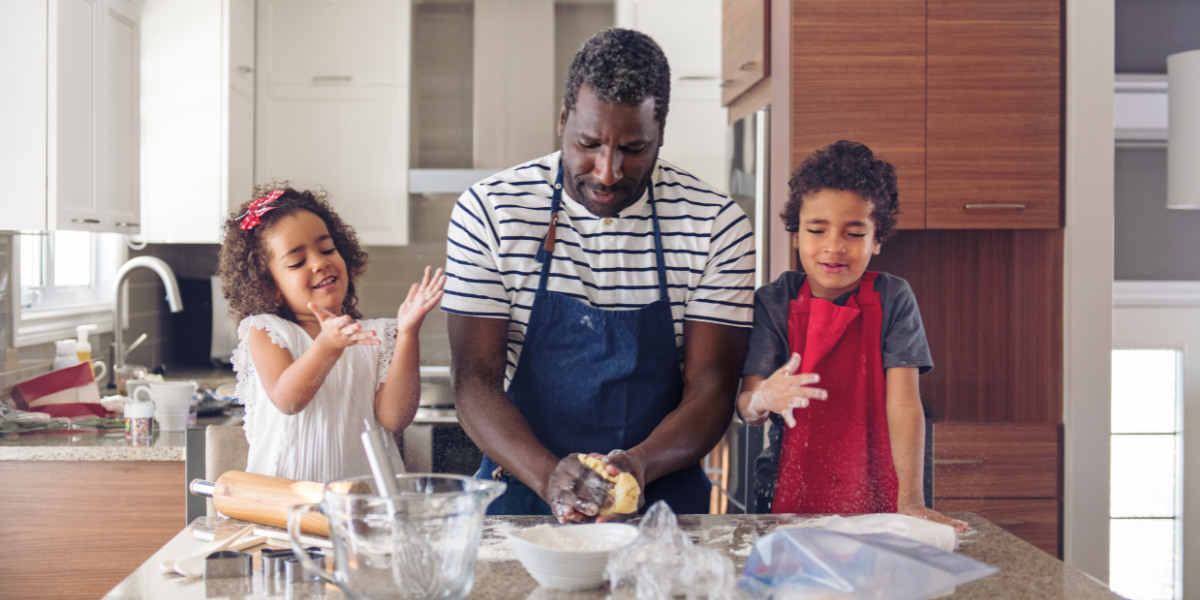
[287,474,505,600]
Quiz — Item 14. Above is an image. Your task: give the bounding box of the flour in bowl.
[514,524,619,552]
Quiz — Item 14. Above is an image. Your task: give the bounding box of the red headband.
[237,190,285,231]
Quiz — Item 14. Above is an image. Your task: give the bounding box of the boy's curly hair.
[218,184,368,322]
[781,140,901,243]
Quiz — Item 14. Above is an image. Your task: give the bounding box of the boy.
[737,140,965,530]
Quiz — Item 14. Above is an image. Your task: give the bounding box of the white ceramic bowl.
[507,523,639,590]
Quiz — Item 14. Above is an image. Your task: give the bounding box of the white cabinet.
[0,0,142,234]
[617,0,727,192]
[140,0,255,243]
[255,0,411,246]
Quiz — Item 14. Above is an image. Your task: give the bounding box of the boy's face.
[792,188,881,300]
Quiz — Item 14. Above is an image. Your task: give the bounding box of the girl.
[219,186,445,483]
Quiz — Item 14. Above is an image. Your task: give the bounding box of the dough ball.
[578,454,640,515]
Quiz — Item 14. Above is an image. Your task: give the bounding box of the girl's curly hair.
[781,140,901,243]
[218,184,368,323]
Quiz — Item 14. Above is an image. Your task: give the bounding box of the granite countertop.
[102,512,1119,600]
[0,364,239,461]
[0,416,241,461]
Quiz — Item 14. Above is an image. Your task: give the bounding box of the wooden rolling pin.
[189,471,368,538]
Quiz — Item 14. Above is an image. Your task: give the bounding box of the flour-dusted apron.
[476,165,711,516]
[771,272,898,514]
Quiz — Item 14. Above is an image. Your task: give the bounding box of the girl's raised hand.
[747,352,828,427]
[397,266,447,335]
[309,302,380,350]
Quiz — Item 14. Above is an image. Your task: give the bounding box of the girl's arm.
[886,366,968,531]
[249,305,380,415]
[375,267,446,432]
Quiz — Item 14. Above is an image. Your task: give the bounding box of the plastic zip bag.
[605,501,739,600]
[739,528,997,600]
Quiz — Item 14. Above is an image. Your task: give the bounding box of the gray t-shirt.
[742,271,933,504]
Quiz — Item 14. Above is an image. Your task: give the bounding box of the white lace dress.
[234,314,406,484]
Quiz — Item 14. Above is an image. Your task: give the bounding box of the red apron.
[771,272,898,514]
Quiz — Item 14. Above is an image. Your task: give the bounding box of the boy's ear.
[872,242,882,255]
[790,232,800,249]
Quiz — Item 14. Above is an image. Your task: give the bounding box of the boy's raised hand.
[748,353,828,427]
[309,302,380,349]
[397,266,447,335]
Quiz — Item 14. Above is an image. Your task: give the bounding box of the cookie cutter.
[204,550,252,579]
[284,552,327,583]
[260,548,294,579]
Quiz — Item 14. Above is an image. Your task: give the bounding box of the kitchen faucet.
[112,257,184,368]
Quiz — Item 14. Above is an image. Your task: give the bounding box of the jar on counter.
[125,401,154,439]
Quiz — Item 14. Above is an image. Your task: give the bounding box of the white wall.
[1063,0,1115,582]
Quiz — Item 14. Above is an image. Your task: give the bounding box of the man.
[443,28,754,520]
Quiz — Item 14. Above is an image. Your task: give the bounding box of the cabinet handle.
[71,218,101,224]
[933,458,985,465]
[738,61,758,71]
[992,519,1026,526]
[964,204,1026,210]
[115,222,139,227]
[237,65,253,73]
[312,75,352,82]
[719,79,734,87]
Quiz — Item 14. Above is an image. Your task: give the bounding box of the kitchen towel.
[10,363,105,418]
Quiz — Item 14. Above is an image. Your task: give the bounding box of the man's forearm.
[454,378,559,498]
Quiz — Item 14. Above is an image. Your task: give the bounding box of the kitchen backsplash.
[121,193,459,369]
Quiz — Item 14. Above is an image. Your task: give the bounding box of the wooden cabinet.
[0,0,142,234]
[788,0,1062,230]
[791,0,927,229]
[933,423,1061,556]
[721,0,769,106]
[925,0,1062,228]
[255,0,412,246]
[141,0,256,243]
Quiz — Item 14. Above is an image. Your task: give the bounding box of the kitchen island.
[102,512,1119,599]
[0,366,238,600]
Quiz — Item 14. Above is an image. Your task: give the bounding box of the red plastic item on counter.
[10,363,106,419]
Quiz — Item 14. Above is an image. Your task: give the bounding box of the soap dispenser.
[52,339,80,370]
[75,324,98,362]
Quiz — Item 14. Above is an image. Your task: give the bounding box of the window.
[13,232,124,347]
[1110,349,1182,600]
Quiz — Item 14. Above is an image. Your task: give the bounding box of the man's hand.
[546,452,645,523]
[744,353,827,427]
[310,303,379,350]
[898,502,969,532]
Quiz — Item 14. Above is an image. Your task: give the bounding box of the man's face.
[558,83,664,218]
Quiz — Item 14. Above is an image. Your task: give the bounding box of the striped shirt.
[441,151,756,384]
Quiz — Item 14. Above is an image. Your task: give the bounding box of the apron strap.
[534,167,565,292]
[648,180,669,302]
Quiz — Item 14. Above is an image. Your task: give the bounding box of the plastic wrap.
[739,528,997,600]
[605,501,738,600]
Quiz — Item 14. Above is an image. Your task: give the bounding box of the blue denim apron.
[476,165,711,516]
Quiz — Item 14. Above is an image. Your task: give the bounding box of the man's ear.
[558,105,567,137]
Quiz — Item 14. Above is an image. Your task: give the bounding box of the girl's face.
[792,188,881,300]
[263,210,349,320]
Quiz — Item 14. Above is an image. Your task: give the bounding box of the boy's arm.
[886,366,968,532]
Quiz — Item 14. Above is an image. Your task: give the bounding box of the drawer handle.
[115,222,139,227]
[992,519,1026,526]
[313,75,352,82]
[71,218,101,224]
[964,203,1026,210]
[738,61,758,71]
[934,459,985,465]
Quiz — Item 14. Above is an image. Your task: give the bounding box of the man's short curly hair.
[218,184,368,323]
[781,140,901,243]
[563,28,671,124]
